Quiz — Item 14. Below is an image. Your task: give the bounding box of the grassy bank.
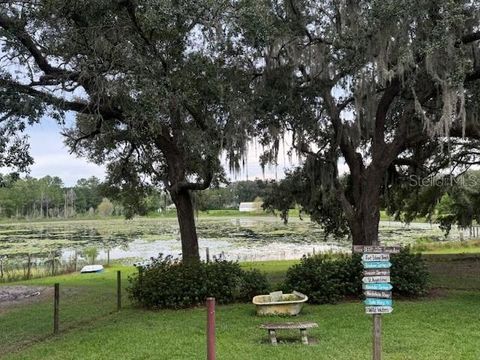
[0,255,479,359]
[0,209,273,224]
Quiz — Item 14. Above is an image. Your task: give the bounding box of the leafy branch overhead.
[240,0,480,244]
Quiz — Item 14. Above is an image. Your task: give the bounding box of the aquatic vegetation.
[0,217,468,283]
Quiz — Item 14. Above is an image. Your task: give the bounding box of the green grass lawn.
[241,260,299,284]
[1,256,480,359]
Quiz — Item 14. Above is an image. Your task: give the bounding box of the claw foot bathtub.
[252,291,308,316]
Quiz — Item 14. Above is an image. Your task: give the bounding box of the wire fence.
[0,252,118,284]
[0,269,127,356]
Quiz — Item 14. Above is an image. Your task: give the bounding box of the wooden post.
[373,314,382,360]
[53,283,60,334]
[206,248,210,263]
[207,297,216,360]
[117,271,121,311]
[26,254,32,280]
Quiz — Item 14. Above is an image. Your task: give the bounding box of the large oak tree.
[0,0,250,262]
[238,0,480,245]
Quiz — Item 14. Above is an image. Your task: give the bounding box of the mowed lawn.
[0,256,479,360]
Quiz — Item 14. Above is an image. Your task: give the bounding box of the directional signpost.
[362,254,390,261]
[364,290,392,299]
[365,306,393,315]
[354,245,401,360]
[363,261,392,269]
[363,283,393,291]
[364,269,390,277]
[364,298,393,307]
[363,276,391,283]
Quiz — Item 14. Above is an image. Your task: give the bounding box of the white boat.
[80,265,104,273]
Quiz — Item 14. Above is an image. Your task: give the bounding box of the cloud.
[0,117,105,186]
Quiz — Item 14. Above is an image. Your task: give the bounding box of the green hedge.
[127,255,270,309]
[284,248,429,304]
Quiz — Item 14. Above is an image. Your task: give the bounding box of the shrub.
[205,260,244,304]
[391,248,429,297]
[127,254,270,309]
[238,269,270,302]
[284,248,428,304]
[284,254,360,304]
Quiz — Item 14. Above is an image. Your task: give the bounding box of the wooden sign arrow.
[363,261,392,269]
[364,290,392,299]
[365,306,393,315]
[364,298,393,307]
[362,253,390,261]
[363,283,393,291]
[353,245,401,254]
[364,269,390,277]
[363,276,391,283]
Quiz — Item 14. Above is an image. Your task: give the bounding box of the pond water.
[0,216,468,264]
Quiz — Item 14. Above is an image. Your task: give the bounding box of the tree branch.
[62,118,103,153]
[0,77,123,120]
[373,79,400,161]
[0,14,78,80]
[461,31,480,45]
[466,67,480,82]
[183,101,207,131]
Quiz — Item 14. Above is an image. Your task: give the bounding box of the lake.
[0,216,467,263]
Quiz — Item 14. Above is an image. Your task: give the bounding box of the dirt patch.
[0,286,52,312]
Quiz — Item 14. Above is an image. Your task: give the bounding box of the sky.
[8,117,300,187]
[19,118,106,186]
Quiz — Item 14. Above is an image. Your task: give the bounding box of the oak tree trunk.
[347,169,383,246]
[350,205,381,246]
[171,189,200,263]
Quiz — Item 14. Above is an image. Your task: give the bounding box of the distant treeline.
[0,175,273,219]
[194,179,273,211]
[0,174,178,219]
[0,175,113,219]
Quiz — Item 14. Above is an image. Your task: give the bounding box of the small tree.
[83,247,99,265]
[96,198,114,217]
